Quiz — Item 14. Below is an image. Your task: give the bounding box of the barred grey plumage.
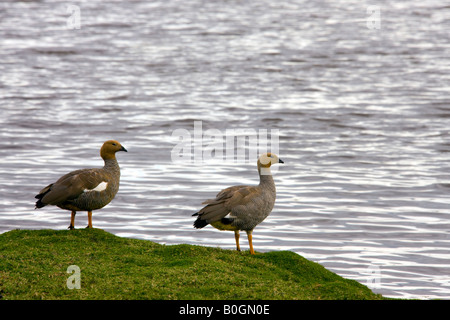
[35,140,127,229]
[193,153,284,254]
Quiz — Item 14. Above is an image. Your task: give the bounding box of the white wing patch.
[84,181,108,193]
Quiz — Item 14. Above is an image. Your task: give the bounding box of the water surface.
[1,0,450,299]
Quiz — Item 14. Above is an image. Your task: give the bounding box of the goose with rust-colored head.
[35,140,127,229]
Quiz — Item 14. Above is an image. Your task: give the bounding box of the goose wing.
[35,168,107,207]
[193,185,261,225]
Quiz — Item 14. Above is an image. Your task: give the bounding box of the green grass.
[0,228,386,300]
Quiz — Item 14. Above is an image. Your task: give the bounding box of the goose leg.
[69,211,76,230]
[246,230,255,255]
[234,230,241,251]
[87,211,93,228]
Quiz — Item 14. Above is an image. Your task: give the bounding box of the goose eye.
[112,143,117,146]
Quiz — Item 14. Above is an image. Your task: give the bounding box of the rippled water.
[1,0,450,299]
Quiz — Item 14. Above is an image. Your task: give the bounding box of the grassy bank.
[0,228,385,300]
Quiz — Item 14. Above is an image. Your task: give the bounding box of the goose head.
[100,140,127,160]
[257,152,284,175]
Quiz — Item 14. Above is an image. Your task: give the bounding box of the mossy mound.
[0,229,385,300]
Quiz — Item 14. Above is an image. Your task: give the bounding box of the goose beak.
[279,159,284,164]
[121,146,128,152]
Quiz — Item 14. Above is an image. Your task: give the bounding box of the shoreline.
[0,228,387,300]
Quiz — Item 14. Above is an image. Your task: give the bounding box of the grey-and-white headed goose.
[193,153,283,254]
